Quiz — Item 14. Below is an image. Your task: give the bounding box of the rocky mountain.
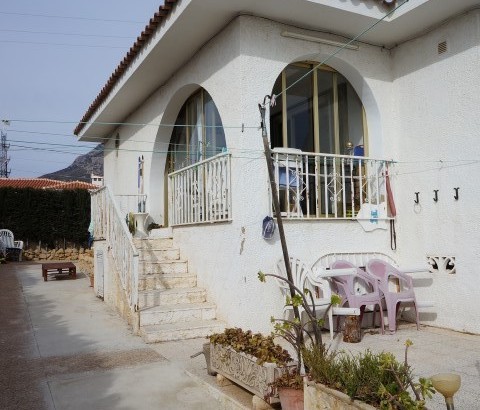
[41,144,103,182]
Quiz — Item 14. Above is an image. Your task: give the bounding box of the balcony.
[272,149,394,220]
[168,152,232,226]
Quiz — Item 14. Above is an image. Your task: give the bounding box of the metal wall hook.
[454,187,459,200]
[414,192,420,204]
[433,190,439,202]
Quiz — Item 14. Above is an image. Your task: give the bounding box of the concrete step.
[138,248,180,262]
[140,260,188,275]
[133,238,173,249]
[139,302,217,326]
[140,320,225,343]
[138,287,207,309]
[138,272,197,291]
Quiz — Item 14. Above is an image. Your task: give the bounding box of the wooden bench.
[42,262,76,281]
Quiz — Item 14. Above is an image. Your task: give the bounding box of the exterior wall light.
[430,373,461,410]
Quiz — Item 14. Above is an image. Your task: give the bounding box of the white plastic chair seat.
[0,229,24,261]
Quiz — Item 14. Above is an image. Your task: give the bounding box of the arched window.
[270,63,367,155]
[168,89,226,172]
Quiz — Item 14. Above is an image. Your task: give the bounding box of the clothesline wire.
[274,0,410,99]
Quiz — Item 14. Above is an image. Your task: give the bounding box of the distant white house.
[76,0,480,337]
[90,173,103,187]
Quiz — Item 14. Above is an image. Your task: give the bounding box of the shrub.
[208,327,292,366]
[303,340,435,409]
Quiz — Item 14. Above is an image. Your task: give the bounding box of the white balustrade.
[168,152,232,226]
[91,186,139,310]
[272,150,394,220]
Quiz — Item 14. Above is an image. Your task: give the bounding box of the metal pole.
[259,100,301,322]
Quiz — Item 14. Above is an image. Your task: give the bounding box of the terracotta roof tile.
[0,178,98,191]
[74,0,179,136]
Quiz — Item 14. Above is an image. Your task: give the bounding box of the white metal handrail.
[272,150,394,219]
[168,152,232,226]
[91,186,139,310]
[115,194,148,214]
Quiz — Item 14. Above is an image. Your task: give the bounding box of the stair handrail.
[91,185,139,311]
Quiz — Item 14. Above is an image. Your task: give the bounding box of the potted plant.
[258,271,341,410]
[302,339,436,409]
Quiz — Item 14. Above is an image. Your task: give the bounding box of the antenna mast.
[0,121,11,178]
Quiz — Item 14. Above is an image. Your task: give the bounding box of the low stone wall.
[23,247,94,277]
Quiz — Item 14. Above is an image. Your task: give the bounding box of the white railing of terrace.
[168,152,232,226]
[272,149,394,219]
[91,186,139,310]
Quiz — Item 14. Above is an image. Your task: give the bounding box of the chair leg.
[385,301,398,333]
[370,305,376,330]
[328,309,334,340]
[414,302,420,330]
[378,303,385,334]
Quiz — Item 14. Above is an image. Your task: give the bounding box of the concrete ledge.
[185,368,252,410]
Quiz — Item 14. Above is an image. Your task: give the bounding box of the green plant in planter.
[208,327,292,366]
[126,212,135,235]
[258,270,341,391]
[147,222,162,232]
[303,339,435,409]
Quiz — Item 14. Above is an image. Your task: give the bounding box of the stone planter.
[209,343,293,401]
[304,380,376,410]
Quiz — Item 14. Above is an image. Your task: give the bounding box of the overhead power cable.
[0,40,127,49]
[0,28,134,39]
[0,11,145,24]
[277,0,410,99]
[5,118,255,130]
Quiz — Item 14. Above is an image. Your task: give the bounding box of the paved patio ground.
[1,261,479,409]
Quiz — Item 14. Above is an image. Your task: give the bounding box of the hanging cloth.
[385,165,397,250]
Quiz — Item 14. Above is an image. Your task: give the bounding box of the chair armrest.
[14,240,24,249]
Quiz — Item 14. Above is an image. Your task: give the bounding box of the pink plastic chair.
[330,260,384,334]
[366,259,420,333]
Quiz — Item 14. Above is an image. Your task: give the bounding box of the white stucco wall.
[102,11,480,335]
[391,10,480,333]
[142,16,393,334]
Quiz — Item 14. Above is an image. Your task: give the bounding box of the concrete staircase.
[133,237,225,343]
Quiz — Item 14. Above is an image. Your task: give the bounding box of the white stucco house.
[75,0,480,341]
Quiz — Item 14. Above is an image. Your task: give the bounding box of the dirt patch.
[37,348,166,377]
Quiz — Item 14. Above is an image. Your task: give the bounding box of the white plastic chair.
[0,229,24,261]
[0,237,5,258]
[274,256,334,340]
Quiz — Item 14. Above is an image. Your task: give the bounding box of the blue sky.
[0,1,163,178]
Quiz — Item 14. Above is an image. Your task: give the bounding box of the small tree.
[258,270,341,375]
